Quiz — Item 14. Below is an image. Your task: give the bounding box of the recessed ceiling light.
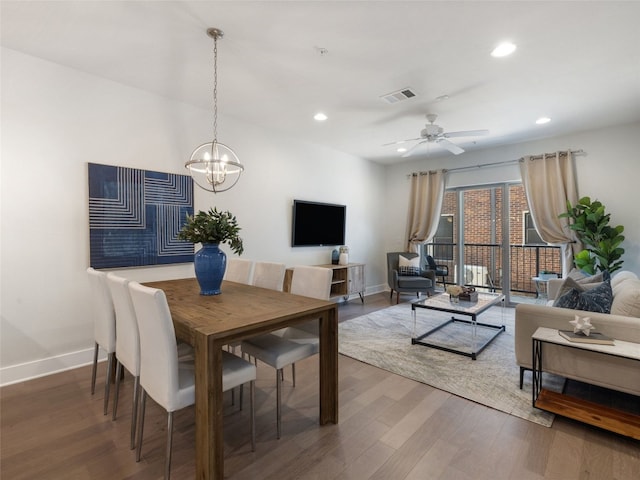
[314,112,328,121]
[491,42,517,57]
[536,117,551,125]
[397,147,407,153]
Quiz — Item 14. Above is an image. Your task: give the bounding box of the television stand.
[284,263,365,303]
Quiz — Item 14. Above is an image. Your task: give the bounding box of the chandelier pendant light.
[186,28,244,193]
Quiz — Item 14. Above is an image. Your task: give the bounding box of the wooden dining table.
[144,278,339,480]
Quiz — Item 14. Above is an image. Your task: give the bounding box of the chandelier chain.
[213,34,218,143]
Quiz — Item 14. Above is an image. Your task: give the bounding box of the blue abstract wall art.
[88,163,194,268]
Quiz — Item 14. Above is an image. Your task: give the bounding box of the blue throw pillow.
[553,277,583,303]
[554,288,581,309]
[554,279,613,313]
[399,266,421,276]
[576,279,613,313]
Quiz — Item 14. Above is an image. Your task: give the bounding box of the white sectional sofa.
[514,270,640,396]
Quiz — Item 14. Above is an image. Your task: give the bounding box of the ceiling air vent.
[380,87,418,104]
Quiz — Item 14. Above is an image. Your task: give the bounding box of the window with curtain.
[433,214,454,260]
[524,211,544,244]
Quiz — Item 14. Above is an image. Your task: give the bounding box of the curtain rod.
[407,149,585,177]
[444,149,584,174]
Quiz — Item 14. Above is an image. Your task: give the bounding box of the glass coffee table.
[411,292,505,360]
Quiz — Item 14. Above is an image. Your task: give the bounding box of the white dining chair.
[129,281,256,479]
[87,267,116,416]
[277,266,333,383]
[242,266,332,439]
[231,261,287,366]
[242,260,286,357]
[241,334,314,439]
[279,266,332,345]
[228,260,286,360]
[251,261,286,291]
[106,273,141,450]
[289,265,332,299]
[224,258,254,284]
[107,273,194,443]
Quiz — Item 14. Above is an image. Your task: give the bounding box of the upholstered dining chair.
[278,265,333,383]
[129,282,256,479]
[224,258,254,284]
[289,265,333,300]
[279,265,332,349]
[251,261,286,291]
[232,260,287,362]
[86,267,116,416]
[107,273,195,449]
[241,334,314,439]
[242,265,332,439]
[106,273,141,450]
[227,261,287,361]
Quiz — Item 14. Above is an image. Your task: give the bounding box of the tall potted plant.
[178,207,244,295]
[559,197,625,274]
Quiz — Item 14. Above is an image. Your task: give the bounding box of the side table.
[532,327,640,439]
[531,276,549,300]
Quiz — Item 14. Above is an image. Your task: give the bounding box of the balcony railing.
[422,243,562,295]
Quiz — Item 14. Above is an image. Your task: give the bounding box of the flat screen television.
[291,200,346,247]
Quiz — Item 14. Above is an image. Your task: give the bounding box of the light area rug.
[338,302,564,427]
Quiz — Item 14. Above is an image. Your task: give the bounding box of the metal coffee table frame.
[411,292,505,360]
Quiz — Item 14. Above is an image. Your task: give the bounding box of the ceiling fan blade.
[443,129,489,138]
[382,137,422,147]
[437,138,465,155]
[401,140,428,158]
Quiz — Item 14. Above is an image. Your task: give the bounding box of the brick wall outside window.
[427,184,561,293]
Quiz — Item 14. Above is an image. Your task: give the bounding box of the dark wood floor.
[2,293,639,479]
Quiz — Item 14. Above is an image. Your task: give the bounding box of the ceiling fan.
[383,113,489,157]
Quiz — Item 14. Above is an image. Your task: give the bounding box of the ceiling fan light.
[384,113,487,158]
[491,42,517,57]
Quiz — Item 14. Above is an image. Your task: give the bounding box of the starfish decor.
[569,315,594,336]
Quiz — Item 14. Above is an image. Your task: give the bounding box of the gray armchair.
[387,252,435,304]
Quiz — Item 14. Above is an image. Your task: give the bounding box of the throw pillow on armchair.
[398,254,421,276]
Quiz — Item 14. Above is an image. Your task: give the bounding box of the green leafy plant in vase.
[178,208,244,295]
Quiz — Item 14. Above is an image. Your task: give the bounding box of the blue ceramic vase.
[194,243,227,295]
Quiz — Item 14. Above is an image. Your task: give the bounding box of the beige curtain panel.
[519,151,580,275]
[406,170,446,253]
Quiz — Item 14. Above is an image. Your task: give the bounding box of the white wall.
[0,48,386,384]
[383,121,640,274]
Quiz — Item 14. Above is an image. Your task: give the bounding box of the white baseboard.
[334,283,388,304]
[365,283,388,295]
[0,347,107,387]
